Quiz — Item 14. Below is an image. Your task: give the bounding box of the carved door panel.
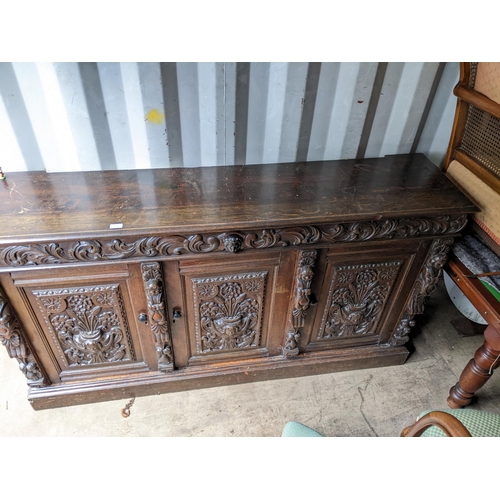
[6,263,159,384]
[303,240,431,352]
[166,251,293,368]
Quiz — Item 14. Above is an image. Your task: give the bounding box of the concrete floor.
[1,279,499,437]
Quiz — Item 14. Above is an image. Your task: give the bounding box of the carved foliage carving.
[318,261,403,340]
[141,262,174,371]
[392,238,454,345]
[0,286,47,387]
[192,272,267,353]
[0,214,467,268]
[283,251,317,358]
[34,285,133,366]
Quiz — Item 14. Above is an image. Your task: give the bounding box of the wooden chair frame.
[444,62,500,409]
[401,411,472,437]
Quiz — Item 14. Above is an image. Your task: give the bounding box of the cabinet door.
[164,251,294,368]
[6,263,158,384]
[303,240,430,352]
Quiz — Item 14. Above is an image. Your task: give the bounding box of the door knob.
[138,313,148,324]
[173,309,182,320]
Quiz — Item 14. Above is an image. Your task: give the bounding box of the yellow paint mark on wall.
[146,108,164,124]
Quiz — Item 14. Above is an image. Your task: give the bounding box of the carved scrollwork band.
[0,286,47,387]
[391,237,455,346]
[0,214,467,268]
[141,262,174,372]
[283,251,317,358]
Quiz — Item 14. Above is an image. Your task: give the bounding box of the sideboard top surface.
[0,154,478,243]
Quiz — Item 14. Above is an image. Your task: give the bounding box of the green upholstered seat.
[281,421,324,437]
[418,409,500,437]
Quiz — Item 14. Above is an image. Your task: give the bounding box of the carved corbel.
[0,286,47,387]
[141,262,174,372]
[283,250,317,358]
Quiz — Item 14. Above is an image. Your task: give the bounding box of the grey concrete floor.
[1,279,499,437]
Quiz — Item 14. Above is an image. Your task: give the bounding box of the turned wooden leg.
[448,325,500,409]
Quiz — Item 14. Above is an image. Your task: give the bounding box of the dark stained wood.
[0,153,477,244]
[27,344,411,410]
[0,154,478,409]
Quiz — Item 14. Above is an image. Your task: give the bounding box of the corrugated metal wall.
[0,62,459,173]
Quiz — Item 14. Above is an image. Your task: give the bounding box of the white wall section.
[0,62,459,172]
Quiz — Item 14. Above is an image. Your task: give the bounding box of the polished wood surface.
[448,325,500,409]
[401,411,472,437]
[0,153,477,243]
[0,154,478,409]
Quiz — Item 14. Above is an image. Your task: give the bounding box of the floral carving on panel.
[192,272,267,353]
[34,285,133,366]
[318,261,403,340]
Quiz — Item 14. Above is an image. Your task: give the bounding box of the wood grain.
[0,154,477,243]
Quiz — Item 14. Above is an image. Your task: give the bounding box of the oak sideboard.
[0,154,477,409]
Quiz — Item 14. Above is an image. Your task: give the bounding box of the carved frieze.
[0,286,47,387]
[0,214,467,268]
[141,262,174,372]
[318,261,403,341]
[33,285,134,366]
[283,251,317,358]
[192,272,267,353]
[391,238,454,346]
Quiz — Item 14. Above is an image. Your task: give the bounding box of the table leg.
[448,325,500,408]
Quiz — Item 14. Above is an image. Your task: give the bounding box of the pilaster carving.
[391,237,454,346]
[141,262,174,372]
[0,286,47,387]
[283,251,317,358]
[0,214,467,268]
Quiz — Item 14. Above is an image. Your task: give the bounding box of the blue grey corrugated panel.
[0,62,458,173]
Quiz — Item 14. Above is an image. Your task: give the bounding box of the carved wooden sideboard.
[0,154,477,409]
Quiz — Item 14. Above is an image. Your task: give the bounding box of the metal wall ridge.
[0,62,459,173]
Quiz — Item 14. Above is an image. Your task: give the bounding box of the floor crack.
[357,374,379,437]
